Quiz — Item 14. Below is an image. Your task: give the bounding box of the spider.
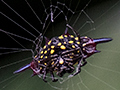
[13,24,112,82]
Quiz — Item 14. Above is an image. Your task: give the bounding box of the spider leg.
[50,70,58,82]
[64,27,70,36]
[73,61,81,76]
[68,58,82,78]
[63,57,74,70]
[56,65,67,77]
[67,64,75,73]
[52,59,58,68]
[80,59,87,67]
[66,24,80,37]
[43,68,47,82]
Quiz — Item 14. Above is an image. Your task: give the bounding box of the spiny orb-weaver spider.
[14,24,112,82]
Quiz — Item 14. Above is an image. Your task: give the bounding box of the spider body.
[14,24,112,82]
[37,34,81,76]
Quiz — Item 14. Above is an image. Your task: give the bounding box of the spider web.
[0,0,120,90]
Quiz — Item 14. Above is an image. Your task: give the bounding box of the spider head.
[81,36,112,57]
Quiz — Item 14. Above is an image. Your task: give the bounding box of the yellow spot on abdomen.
[83,43,86,47]
[77,50,80,53]
[48,48,50,50]
[77,42,80,44]
[64,42,66,44]
[70,35,74,38]
[45,56,47,58]
[40,55,43,59]
[83,48,85,51]
[38,61,40,63]
[64,35,67,37]
[75,37,79,40]
[40,67,42,69]
[44,50,47,54]
[72,45,75,48]
[51,45,55,49]
[50,49,55,54]
[34,55,37,58]
[44,63,47,65]
[48,40,51,45]
[57,42,62,46]
[60,45,66,50]
[69,40,74,44]
[72,53,74,55]
[51,61,54,65]
[70,56,73,58]
[58,35,64,39]
[40,51,43,54]
[43,45,46,49]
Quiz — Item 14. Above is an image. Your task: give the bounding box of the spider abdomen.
[36,34,81,76]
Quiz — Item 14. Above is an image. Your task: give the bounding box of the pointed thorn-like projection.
[93,38,112,44]
[44,36,50,45]
[63,27,70,36]
[94,50,101,53]
[13,64,30,74]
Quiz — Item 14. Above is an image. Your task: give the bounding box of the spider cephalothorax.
[14,24,112,82]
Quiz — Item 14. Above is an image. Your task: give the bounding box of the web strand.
[1,0,40,35]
